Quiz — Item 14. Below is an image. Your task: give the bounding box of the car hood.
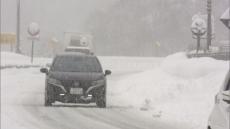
[49,71,104,81]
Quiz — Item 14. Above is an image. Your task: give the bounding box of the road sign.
[1,33,16,51]
[220,8,230,29]
[191,15,207,53]
[192,14,215,39]
[191,17,207,35]
[0,33,16,44]
[27,22,40,63]
[28,22,40,37]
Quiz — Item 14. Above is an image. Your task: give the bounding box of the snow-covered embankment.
[1,52,51,69]
[109,52,229,129]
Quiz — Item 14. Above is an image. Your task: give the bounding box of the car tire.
[96,88,106,108]
[45,84,54,106]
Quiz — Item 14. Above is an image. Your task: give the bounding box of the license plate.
[70,88,83,95]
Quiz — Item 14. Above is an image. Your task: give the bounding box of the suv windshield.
[52,55,102,72]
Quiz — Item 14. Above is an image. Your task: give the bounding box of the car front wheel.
[45,84,54,106]
[95,88,106,108]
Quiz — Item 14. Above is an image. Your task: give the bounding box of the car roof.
[56,52,96,58]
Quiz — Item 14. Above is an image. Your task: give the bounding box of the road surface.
[1,68,187,129]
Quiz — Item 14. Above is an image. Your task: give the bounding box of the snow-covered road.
[1,52,228,129]
[1,68,187,129]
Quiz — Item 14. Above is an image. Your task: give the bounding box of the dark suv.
[40,53,111,108]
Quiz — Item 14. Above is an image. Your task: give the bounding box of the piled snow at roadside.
[1,52,51,68]
[161,53,227,78]
[109,52,229,129]
[99,56,162,72]
[1,52,162,71]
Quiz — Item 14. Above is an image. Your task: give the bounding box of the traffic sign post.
[220,8,230,62]
[31,40,34,63]
[191,16,207,53]
[220,8,230,29]
[27,22,40,63]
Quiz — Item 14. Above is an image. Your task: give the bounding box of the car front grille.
[61,80,92,93]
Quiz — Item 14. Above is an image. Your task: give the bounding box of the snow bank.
[109,52,229,129]
[161,52,227,78]
[1,52,51,68]
[99,56,162,72]
[1,52,162,71]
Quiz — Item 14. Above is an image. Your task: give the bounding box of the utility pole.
[206,0,212,51]
[16,0,21,53]
[228,0,230,72]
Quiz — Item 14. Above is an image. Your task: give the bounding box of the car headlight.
[48,78,61,85]
[91,79,105,86]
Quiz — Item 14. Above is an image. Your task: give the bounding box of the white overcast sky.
[1,0,116,32]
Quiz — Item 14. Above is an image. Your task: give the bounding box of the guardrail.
[187,52,230,60]
[1,65,43,69]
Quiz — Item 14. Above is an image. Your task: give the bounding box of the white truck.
[64,32,93,55]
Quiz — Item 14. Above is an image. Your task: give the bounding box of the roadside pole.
[229,0,230,71]
[31,40,34,63]
[228,0,230,129]
[16,0,21,53]
[220,7,230,67]
[196,34,201,53]
[206,0,212,51]
[27,22,40,64]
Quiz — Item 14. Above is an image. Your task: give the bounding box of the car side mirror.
[222,91,230,104]
[214,94,219,104]
[40,68,48,74]
[105,70,112,76]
